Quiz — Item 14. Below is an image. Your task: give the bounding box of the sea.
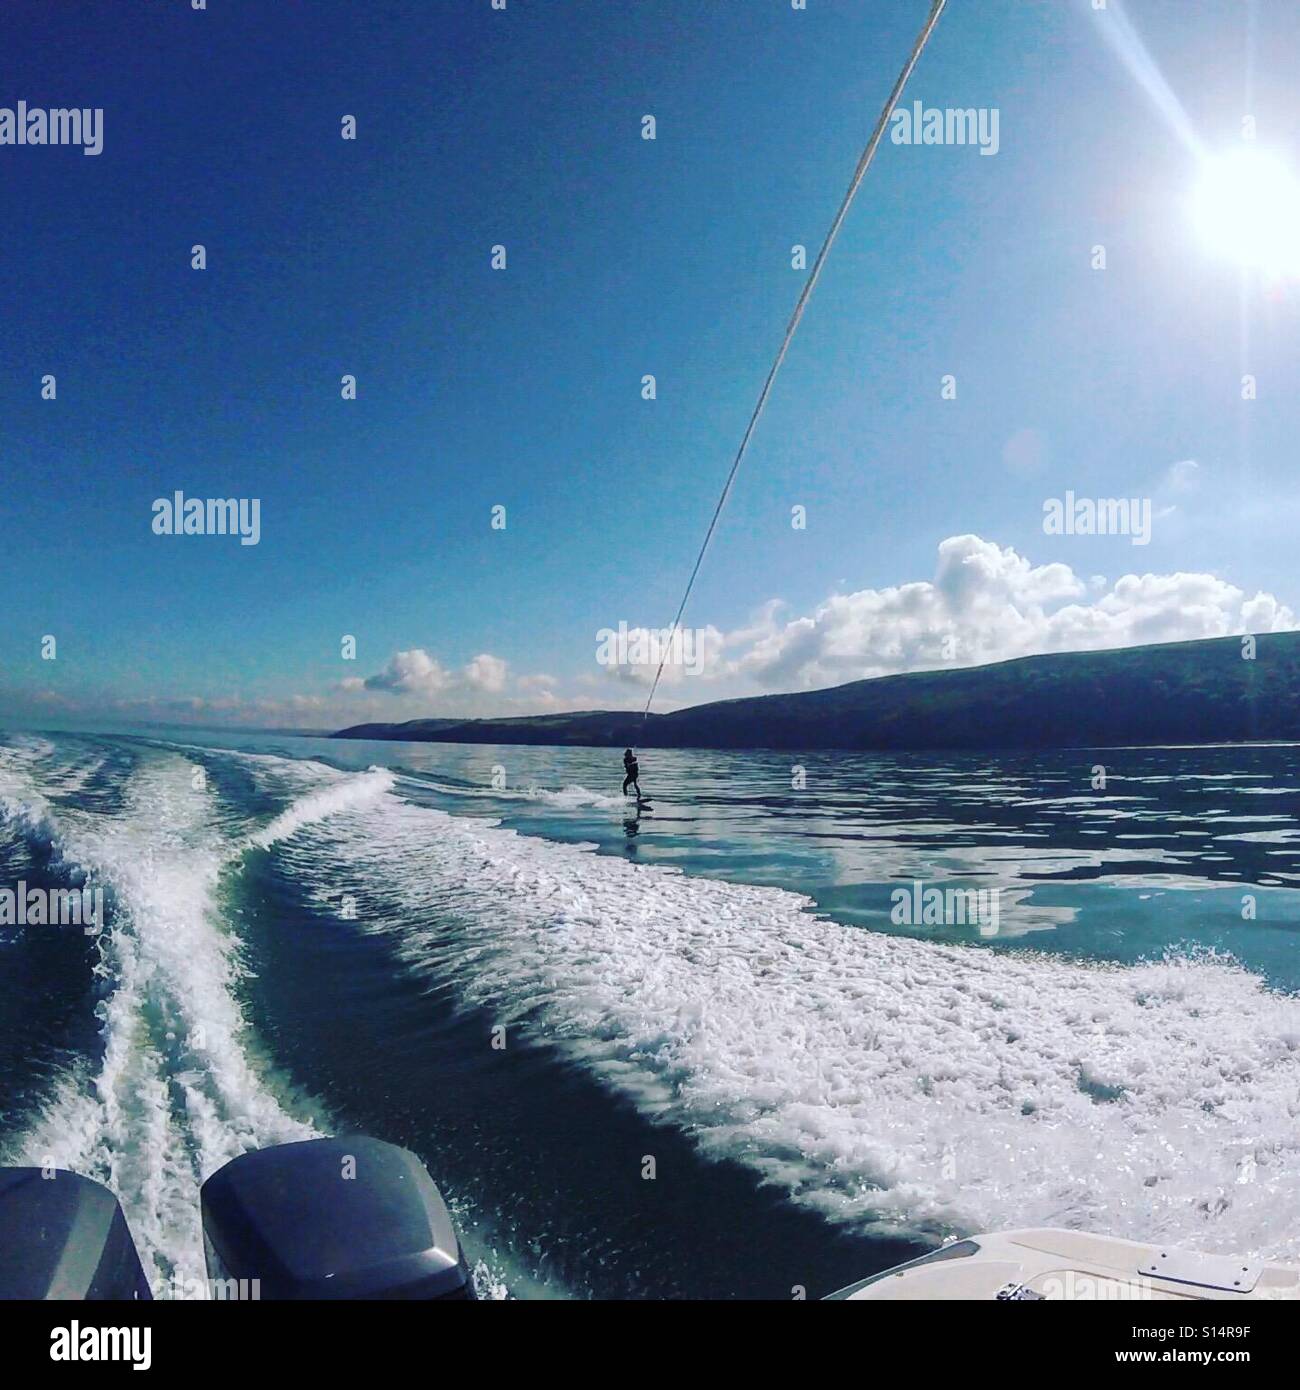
[2,727,1300,1299]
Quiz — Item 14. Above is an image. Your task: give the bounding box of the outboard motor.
[0,1169,151,1300]
[201,1136,475,1299]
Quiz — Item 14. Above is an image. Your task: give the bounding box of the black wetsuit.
[622,755,640,797]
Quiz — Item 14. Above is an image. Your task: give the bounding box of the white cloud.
[30,534,1290,731]
[362,648,510,699]
[596,624,727,687]
[363,648,452,697]
[723,534,1295,691]
[463,653,508,693]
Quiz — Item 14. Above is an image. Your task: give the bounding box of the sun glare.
[1191,148,1300,277]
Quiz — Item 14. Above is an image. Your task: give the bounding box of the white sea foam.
[0,746,319,1285]
[248,766,395,848]
[529,783,631,812]
[273,779,1300,1262]
[8,735,57,762]
[37,746,110,798]
[0,743,544,1295]
[401,774,629,813]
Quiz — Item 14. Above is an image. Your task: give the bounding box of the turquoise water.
[2,728,1300,1298]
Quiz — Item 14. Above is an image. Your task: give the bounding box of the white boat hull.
[829,1229,1300,1301]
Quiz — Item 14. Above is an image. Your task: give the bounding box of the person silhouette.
[621,748,642,799]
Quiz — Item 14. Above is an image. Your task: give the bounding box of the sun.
[1191,148,1300,277]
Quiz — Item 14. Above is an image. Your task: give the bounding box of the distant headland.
[331,631,1300,752]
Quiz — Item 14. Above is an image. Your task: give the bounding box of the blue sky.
[3,0,1300,729]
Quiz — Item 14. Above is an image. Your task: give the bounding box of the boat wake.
[400,773,630,813]
[6,735,1300,1282]
[269,761,1300,1262]
[0,739,320,1288]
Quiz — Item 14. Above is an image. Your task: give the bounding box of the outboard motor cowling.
[0,1169,151,1300]
[201,1136,474,1299]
